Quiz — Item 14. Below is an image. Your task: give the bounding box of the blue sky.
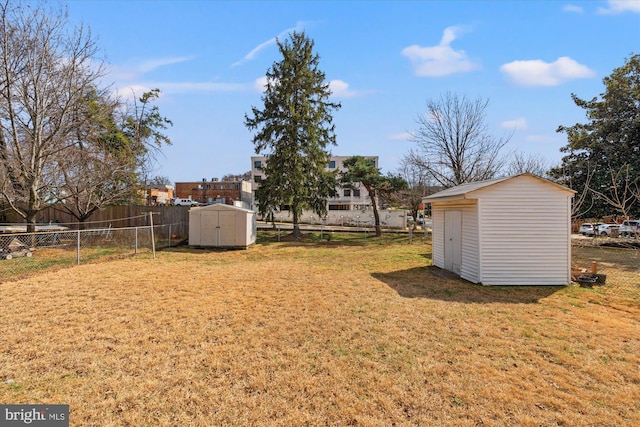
[65,0,640,182]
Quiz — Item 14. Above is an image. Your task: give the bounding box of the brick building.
[174,178,251,208]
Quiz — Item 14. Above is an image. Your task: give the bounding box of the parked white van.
[173,198,199,206]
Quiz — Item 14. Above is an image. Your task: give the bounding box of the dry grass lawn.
[1,233,639,426]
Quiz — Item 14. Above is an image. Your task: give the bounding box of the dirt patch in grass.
[1,234,639,426]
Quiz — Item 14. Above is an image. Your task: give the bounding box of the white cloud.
[562,4,584,13]
[113,85,153,102]
[329,80,371,98]
[138,56,196,73]
[115,81,247,100]
[388,132,412,141]
[254,76,270,92]
[109,56,195,81]
[151,82,247,93]
[329,80,355,98]
[232,21,306,67]
[501,118,528,130]
[598,0,640,14]
[401,25,479,77]
[500,56,596,86]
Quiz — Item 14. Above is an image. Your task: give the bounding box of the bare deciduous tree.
[552,161,595,220]
[507,152,550,177]
[590,164,639,220]
[222,171,251,182]
[56,143,139,224]
[409,92,512,188]
[396,154,440,220]
[0,1,106,231]
[50,87,142,223]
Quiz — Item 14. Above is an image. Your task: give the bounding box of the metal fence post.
[135,227,138,254]
[77,229,81,265]
[149,212,156,259]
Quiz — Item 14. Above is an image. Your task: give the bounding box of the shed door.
[201,211,218,245]
[218,211,236,246]
[444,210,462,275]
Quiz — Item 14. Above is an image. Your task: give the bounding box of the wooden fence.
[2,204,190,237]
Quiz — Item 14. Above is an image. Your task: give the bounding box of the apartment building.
[250,155,378,211]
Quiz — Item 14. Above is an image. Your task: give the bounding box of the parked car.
[579,223,603,236]
[173,198,199,207]
[619,220,639,237]
[597,223,620,237]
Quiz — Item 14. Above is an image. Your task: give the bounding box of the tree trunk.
[292,203,302,239]
[369,188,382,237]
[26,213,37,233]
[26,214,37,247]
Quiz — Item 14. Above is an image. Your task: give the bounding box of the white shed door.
[201,211,218,244]
[444,210,462,275]
[218,211,236,246]
[200,210,236,246]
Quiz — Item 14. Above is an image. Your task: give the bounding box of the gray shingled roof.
[423,173,575,202]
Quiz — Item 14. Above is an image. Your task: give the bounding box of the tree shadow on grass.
[257,231,408,248]
[372,266,564,304]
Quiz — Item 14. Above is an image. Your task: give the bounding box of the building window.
[254,160,262,169]
[354,189,361,197]
[214,184,218,190]
[329,160,336,169]
[344,189,351,197]
[205,184,211,190]
[329,204,350,210]
[220,185,225,190]
[329,189,337,197]
[254,175,262,182]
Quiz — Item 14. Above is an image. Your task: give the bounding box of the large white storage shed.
[423,173,575,286]
[189,204,257,248]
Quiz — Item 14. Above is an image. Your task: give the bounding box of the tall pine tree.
[245,31,341,238]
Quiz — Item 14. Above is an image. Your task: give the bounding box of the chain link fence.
[2,220,638,297]
[571,235,640,299]
[0,220,187,283]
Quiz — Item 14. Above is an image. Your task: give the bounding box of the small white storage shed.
[189,204,257,249]
[423,173,575,286]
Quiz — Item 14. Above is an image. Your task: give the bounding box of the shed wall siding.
[475,176,571,285]
[188,211,201,246]
[460,203,480,283]
[432,200,479,283]
[432,208,445,269]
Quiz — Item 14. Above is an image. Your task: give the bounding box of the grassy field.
[1,232,639,426]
